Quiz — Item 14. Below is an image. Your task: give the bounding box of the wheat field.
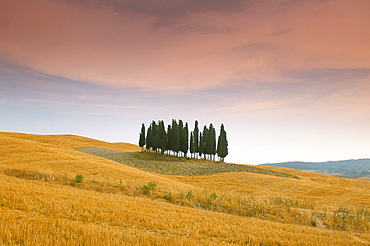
[0,132,369,245]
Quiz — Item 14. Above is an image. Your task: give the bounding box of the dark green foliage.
[193,120,199,156]
[151,121,159,153]
[217,134,223,161]
[201,126,208,159]
[167,124,172,155]
[217,124,228,162]
[158,120,167,154]
[75,174,84,183]
[171,119,180,155]
[146,124,152,151]
[139,123,146,150]
[207,123,216,161]
[190,132,194,158]
[199,130,206,159]
[181,122,189,157]
[178,119,185,157]
[139,119,229,161]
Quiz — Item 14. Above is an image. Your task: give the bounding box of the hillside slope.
[0,132,369,245]
[260,160,370,177]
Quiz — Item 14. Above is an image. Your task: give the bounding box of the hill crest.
[260,159,370,178]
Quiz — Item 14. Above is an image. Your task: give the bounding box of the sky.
[1,0,370,165]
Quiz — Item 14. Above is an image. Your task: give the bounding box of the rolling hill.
[1,131,369,245]
[260,160,370,179]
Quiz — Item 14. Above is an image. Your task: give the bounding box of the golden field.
[0,131,369,245]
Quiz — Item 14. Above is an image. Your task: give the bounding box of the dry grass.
[0,131,369,245]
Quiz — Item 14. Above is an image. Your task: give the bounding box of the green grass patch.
[75,148,300,179]
[132,152,216,163]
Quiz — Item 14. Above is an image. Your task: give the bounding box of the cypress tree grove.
[139,120,228,161]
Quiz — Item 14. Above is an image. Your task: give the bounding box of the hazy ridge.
[260,159,370,176]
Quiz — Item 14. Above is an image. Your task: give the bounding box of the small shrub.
[210,193,218,199]
[311,220,317,227]
[75,174,85,183]
[115,179,123,188]
[207,193,218,204]
[179,191,185,200]
[186,191,193,199]
[164,192,175,202]
[142,181,157,194]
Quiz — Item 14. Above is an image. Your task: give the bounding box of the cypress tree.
[208,123,216,161]
[217,124,228,162]
[139,123,146,152]
[146,124,152,152]
[193,120,199,159]
[217,133,222,161]
[151,121,159,153]
[199,132,204,159]
[172,119,180,156]
[181,122,189,157]
[200,125,208,159]
[158,120,167,155]
[178,120,184,157]
[222,124,228,161]
[190,132,194,158]
[167,124,172,155]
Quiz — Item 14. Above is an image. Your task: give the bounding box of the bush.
[75,174,85,183]
[115,179,123,189]
[142,181,157,194]
[207,193,218,203]
[186,191,193,199]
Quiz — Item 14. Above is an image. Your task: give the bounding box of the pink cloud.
[1,0,369,93]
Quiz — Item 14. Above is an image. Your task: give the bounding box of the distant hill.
[260,159,370,175]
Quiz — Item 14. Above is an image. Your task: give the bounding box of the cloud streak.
[269,28,292,37]
[55,0,247,26]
